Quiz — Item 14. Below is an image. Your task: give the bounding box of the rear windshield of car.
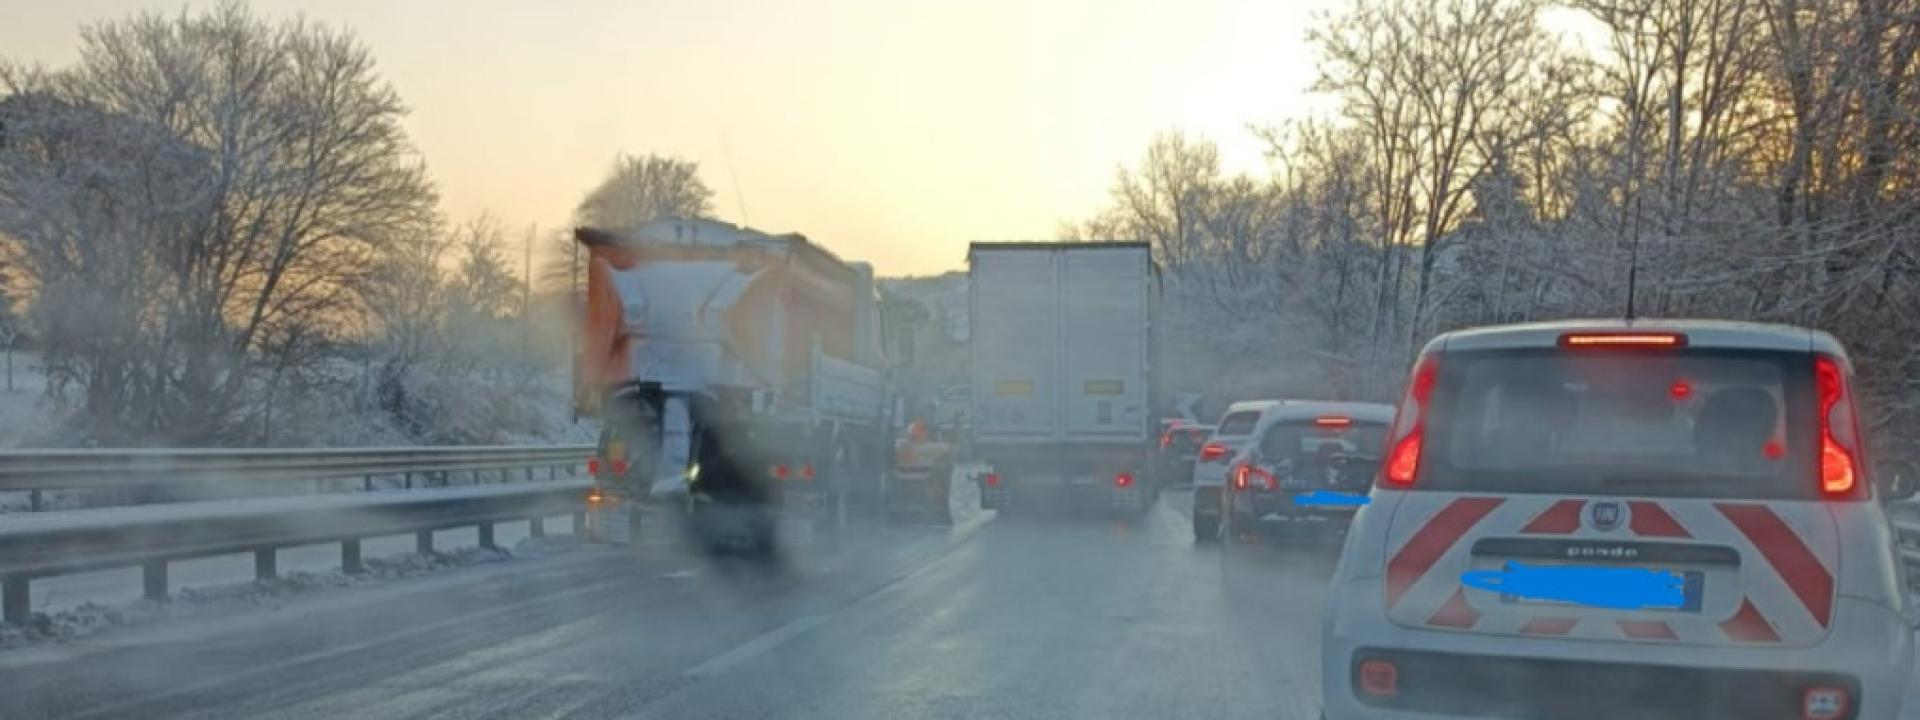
[1161,426,1209,455]
[1216,411,1261,436]
[1421,348,1821,499]
[1258,419,1389,464]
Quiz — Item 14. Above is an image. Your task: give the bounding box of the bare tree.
[0,3,436,443]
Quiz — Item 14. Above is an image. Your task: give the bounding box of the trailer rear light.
[984,473,1001,487]
[1802,685,1847,720]
[1559,331,1687,348]
[1200,443,1229,462]
[611,459,628,475]
[1316,416,1352,428]
[1815,356,1862,496]
[1669,379,1692,400]
[1114,472,1133,488]
[1384,354,1439,487]
[587,458,601,475]
[1358,660,1398,698]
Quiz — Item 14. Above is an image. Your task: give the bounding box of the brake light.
[771,464,790,480]
[1815,356,1861,496]
[587,458,601,475]
[1669,379,1692,400]
[1384,354,1439,486]
[1358,660,1398,697]
[1559,331,1687,348]
[1114,472,1134,488]
[1316,416,1352,428]
[1802,685,1848,720]
[611,459,629,475]
[984,473,1001,487]
[801,464,815,481]
[1159,432,1174,449]
[1200,443,1228,462]
[1233,464,1276,491]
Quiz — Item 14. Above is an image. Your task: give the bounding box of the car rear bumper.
[1323,579,1913,720]
[1341,648,1861,719]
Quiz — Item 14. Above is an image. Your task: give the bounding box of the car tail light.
[1232,464,1276,491]
[1114,472,1133,488]
[1383,354,1439,486]
[1802,685,1847,720]
[984,473,1001,487]
[1316,416,1352,428]
[771,464,790,480]
[611,459,629,475]
[1559,331,1687,348]
[801,463,815,481]
[1815,356,1862,496]
[1358,660,1398,698]
[1159,431,1174,449]
[1200,442,1229,462]
[587,458,601,475]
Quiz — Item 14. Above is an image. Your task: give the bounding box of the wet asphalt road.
[0,488,1340,720]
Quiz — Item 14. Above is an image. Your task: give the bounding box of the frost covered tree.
[0,4,436,444]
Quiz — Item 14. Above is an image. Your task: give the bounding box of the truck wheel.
[1193,514,1219,543]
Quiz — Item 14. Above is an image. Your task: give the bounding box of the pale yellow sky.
[3,0,1343,275]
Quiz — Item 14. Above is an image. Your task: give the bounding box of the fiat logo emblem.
[1589,501,1625,532]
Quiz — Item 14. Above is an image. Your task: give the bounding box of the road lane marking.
[631,510,994,718]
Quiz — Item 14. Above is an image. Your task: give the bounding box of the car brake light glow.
[1159,432,1174,448]
[1200,442,1228,462]
[1316,416,1352,428]
[1815,356,1861,496]
[801,464,815,481]
[1559,332,1687,348]
[1384,354,1439,486]
[587,458,601,475]
[1358,660,1398,697]
[1802,685,1847,720]
[611,459,629,475]
[772,464,790,480]
[1669,379,1692,400]
[984,473,1001,487]
[1114,472,1133,488]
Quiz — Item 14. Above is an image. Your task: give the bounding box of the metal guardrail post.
[342,540,364,575]
[478,522,495,550]
[142,561,167,601]
[3,575,26,625]
[255,549,277,580]
[530,516,546,538]
[416,529,434,555]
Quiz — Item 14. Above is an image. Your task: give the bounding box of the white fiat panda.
[1322,320,1915,720]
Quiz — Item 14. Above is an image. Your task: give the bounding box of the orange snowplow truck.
[574,218,891,552]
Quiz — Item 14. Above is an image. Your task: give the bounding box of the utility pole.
[569,237,579,424]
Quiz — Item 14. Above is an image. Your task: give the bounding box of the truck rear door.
[970,249,1060,441]
[1061,247,1149,442]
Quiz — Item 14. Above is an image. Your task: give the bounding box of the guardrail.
[0,445,594,625]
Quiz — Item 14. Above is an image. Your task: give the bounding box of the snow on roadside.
[0,535,582,648]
